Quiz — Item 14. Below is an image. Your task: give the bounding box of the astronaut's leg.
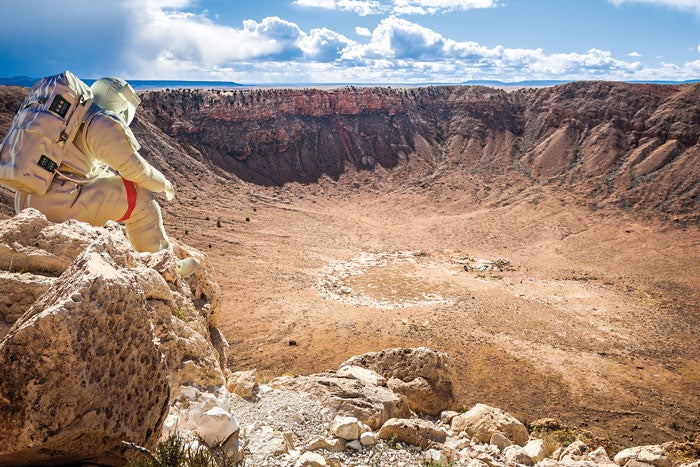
[122,184,170,253]
[25,176,126,224]
[27,176,168,252]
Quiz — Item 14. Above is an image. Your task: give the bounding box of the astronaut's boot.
[176,257,200,278]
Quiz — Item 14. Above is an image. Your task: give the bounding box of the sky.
[0,0,699,84]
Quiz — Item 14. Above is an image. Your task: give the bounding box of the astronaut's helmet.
[90,77,141,125]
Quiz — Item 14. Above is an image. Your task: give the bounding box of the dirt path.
[165,178,699,450]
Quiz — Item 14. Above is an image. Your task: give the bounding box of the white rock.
[452,404,529,446]
[330,415,361,440]
[466,460,490,467]
[195,406,239,447]
[337,364,386,386]
[560,440,588,461]
[360,431,377,446]
[503,445,533,466]
[614,445,671,467]
[522,438,547,463]
[346,440,362,450]
[295,451,328,467]
[307,437,346,452]
[424,448,448,464]
[588,446,611,464]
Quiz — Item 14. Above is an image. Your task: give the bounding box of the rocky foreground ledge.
[0,210,698,466]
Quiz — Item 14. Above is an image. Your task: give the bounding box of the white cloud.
[294,0,498,15]
[697,44,700,52]
[298,28,357,61]
[19,0,687,83]
[628,51,642,57]
[391,0,499,15]
[608,0,700,14]
[293,0,388,16]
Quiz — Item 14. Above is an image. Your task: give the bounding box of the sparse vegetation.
[125,435,239,467]
[172,307,188,321]
[526,420,578,455]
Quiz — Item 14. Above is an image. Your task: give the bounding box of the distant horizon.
[0,75,698,91]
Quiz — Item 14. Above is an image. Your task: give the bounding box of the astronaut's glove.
[164,180,175,201]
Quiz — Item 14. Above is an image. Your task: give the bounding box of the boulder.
[503,445,534,466]
[331,415,361,440]
[0,225,170,465]
[337,364,386,387]
[614,445,672,467]
[195,406,239,447]
[360,432,378,446]
[341,347,454,416]
[490,431,513,450]
[0,209,101,339]
[307,437,346,452]
[522,438,547,463]
[226,369,259,399]
[451,404,529,447]
[272,372,412,430]
[0,214,228,465]
[295,451,328,467]
[377,418,447,449]
[0,208,100,276]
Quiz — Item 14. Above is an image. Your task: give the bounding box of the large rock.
[451,403,529,447]
[377,418,447,449]
[0,209,100,276]
[0,209,101,338]
[341,347,454,416]
[614,445,672,467]
[0,214,228,465]
[272,372,412,430]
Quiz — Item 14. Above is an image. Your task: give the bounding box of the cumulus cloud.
[294,0,498,15]
[293,0,388,16]
[628,51,642,57]
[608,0,700,14]
[298,28,357,61]
[391,0,499,15]
[356,26,373,36]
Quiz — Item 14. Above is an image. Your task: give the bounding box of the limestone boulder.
[0,209,101,338]
[341,347,454,416]
[614,445,672,467]
[272,372,412,430]
[377,418,447,449]
[0,208,100,276]
[0,226,170,465]
[0,214,228,465]
[451,403,529,447]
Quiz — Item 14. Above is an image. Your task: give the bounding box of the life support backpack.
[0,70,93,195]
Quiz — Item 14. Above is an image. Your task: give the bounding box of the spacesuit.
[14,77,199,276]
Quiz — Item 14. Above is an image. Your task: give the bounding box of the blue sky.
[1,0,698,84]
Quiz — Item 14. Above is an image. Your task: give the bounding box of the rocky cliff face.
[136,82,699,222]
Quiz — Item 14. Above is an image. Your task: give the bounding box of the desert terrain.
[160,169,699,452]
[0,82,698,453]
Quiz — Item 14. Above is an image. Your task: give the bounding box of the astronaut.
[14,77,199,277]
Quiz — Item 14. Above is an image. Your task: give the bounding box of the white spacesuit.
[14,77,199,276]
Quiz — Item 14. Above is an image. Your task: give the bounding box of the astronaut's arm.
[115,152,174,200]
[83,111,174,199]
